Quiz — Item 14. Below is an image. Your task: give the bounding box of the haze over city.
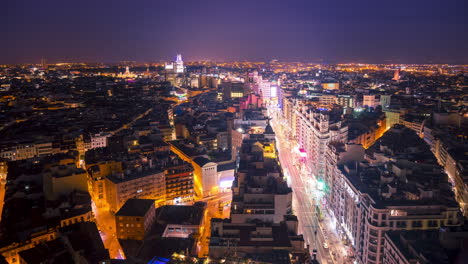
[3,0,468,64]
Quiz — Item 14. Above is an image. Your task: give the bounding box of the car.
[323,242,329,249]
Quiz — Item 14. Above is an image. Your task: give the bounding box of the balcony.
[369,246,378,254]
[369,231,378,239]
[367,254,377,262]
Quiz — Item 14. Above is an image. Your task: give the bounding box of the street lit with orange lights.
[91,191,231,260]
[193,192,232,257]
[92,202,124,259]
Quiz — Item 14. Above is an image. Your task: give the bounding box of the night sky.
[3,0,468,64]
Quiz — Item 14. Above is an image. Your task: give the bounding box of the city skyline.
[3,0,468,64]
[1,1,468,263]
[0,46,467,264]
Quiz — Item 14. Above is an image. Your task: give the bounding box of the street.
[268,105,351,264]
[189,192,232,257]
[0,182,5,223]
[92,202,124,259]
[92,191,232,259]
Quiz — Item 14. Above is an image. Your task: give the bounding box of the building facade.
[105,169,165,212]
[116,199,156,240]
[294,106,348,177]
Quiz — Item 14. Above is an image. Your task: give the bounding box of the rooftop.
[156,202,206,226]
[193,156,214,167]
[386,230,465,264]
[116,199,155,217]
[18,239,73,264]
[107,167,163,184]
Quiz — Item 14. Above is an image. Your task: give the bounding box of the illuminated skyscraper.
[175,54,184,73]
[392,69,400,81]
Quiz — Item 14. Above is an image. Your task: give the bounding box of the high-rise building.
[392,69,400,81]
[209,133,309,262]
[164,54,184,74]
[294,105,348,177]
[175,54,184,73]
[230,137,291,223]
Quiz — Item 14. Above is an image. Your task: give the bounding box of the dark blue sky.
[3,0,468,64]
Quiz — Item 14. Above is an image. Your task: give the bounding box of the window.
[412,221,422,228]
[390,210,406,216]
[396,221,407,228]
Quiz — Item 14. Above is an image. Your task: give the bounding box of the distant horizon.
[4,0,467,66]
[2,58,468,66]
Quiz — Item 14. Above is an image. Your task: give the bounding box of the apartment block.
[105,168,165,212]
[116,199,156,240]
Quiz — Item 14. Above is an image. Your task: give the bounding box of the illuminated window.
[390,210,406,216]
